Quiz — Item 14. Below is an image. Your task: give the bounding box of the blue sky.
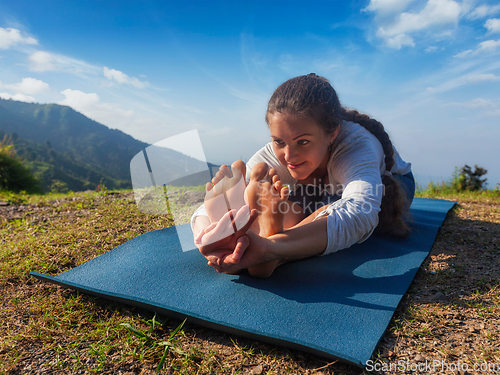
[1,0,499,187]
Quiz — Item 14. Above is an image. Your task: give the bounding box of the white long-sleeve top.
[191,120,411,255]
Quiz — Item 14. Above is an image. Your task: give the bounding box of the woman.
[191,74,415,278]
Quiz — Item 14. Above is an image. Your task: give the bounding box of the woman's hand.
[195,205,258,268]
[208,217,330,275]
[206,229,272,274]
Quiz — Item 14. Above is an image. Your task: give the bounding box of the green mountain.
[0,98,215,193]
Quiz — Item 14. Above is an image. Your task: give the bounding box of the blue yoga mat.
[31,198,455,367]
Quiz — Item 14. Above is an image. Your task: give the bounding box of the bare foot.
[245,162,289,278]
[204,161,247,224]
[245,163,289,238]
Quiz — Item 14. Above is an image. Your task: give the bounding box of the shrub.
[49,179,69,193]
[0,138,42,194]
[421,164,490,196]
[451,165,487,191]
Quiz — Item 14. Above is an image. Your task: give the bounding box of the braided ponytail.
[342,109,410,237]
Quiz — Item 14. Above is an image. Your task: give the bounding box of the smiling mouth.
[287,162,305,169]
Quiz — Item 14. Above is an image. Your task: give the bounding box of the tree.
[49,179,69,193]
[453,165,487,191]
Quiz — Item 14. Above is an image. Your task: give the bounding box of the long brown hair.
[266,73,410,237]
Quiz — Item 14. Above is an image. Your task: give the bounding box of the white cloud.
[382,0,462,36]
[470,39,499,55]
[427,73,500,92]
[58,89,134,128]
[1,27,98,76]
[59,89,100,110]
[0,27,37,50]
[467,4,500,20]
[383,33,415,49]
[0,77,50,95]
[29,51,55,71]
[27,50,101,77]
[466,73,500,83]
[103,67,128,84]
[363,0,415,17]
[368,0,465,49]
[461,98,498,108]
[485,18,500,34]
[103,67,149,89]
[446,98,500,116]
[425,45,439,52]
[96,102,134,118]
[454,39,500,57]
[0,92,36,102]
[453,48,473,58]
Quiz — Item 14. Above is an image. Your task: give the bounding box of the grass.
[415,172,500,200]
[1,188,349,374]
[1,184,499,374]
[0,190,178,373]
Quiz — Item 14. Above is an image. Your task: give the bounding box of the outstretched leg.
[204,161,247,224]
[203,161,292,278]
[245,163,289,238]
[245,162,289,278]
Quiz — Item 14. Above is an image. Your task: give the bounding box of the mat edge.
[30,271,364,368]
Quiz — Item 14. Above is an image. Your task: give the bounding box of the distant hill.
[0,133,130,192]
[0,98,217,192]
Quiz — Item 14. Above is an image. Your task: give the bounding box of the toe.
[273,180,289,201]
[220,164,231,178]
[269,168,277,179]
[249,162,269,182]
[231,160,246,180]
[211,173,220,186]
[273,179,282,194]
[280,184,290,201]
[211,165,232,195]
[212,165,231,184]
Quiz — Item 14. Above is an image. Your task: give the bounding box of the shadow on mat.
[230,209,441,311]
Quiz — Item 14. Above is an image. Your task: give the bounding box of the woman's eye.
[274,140,284,146]
[298,140,309,145]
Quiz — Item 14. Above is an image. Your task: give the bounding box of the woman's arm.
[208,215,329,274]
[269,217,329,260]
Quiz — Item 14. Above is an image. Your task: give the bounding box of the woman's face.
[268,112,336,183]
